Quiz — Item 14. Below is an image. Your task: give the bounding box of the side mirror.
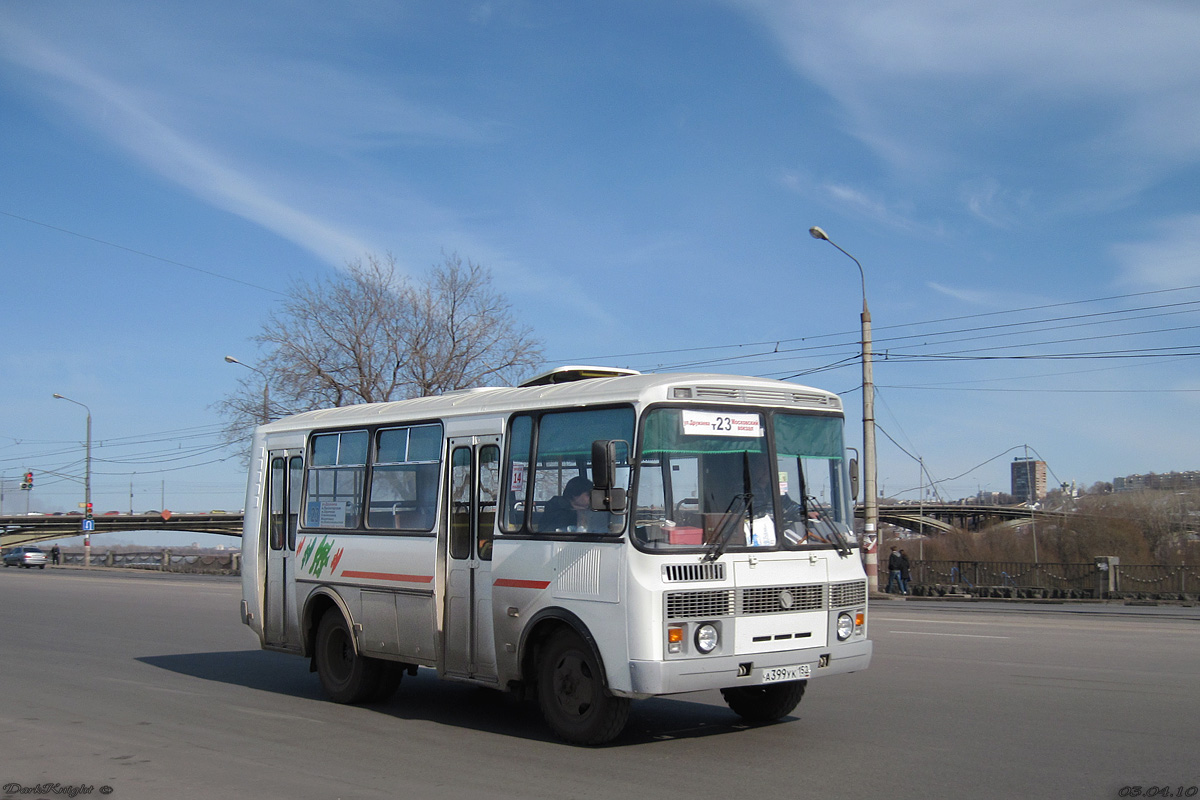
[849,457,860,501]
[591,439,629,514]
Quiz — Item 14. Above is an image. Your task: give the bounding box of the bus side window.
[501,414,533,533]
[367,423,443,532]
[479,444,499,560]
[304,430,368,529]
[269,456,286,550]
[528,407,634,534]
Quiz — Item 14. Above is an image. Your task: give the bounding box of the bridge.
[4,502,1073,546]
[1,512,243,548]
[4,502,1069,548]
[863,502,1072,535]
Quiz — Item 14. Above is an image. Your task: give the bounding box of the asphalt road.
[2,568,1197,800]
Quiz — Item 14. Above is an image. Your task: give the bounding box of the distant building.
[1114,471,1200,492]
[974,490,1007,506]
[1011,457,1047,503]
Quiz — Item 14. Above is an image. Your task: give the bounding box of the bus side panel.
[490,538,632,692]
[295,532,439,666]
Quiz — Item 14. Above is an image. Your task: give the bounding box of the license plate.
[761,664,810,683]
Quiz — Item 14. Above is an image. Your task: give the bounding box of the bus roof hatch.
[518,365,642,387]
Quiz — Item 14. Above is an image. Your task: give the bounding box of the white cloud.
[1111,215,1200,289]
[779,170,944,235]
[0,22,379,267]
[731,0,1200,204]
[926,282,1003,306]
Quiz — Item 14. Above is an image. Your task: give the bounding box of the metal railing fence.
[909,560,1200,599]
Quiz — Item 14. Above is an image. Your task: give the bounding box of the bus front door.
[263,450,303,650]
[443,436,501,681]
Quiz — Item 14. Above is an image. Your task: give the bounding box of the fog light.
[836,612,854,641]
[695,623,719,654]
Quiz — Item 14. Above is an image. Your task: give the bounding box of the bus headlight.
[695,623,719,654]
[836,612,855,641]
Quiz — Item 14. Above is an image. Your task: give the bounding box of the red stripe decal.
[341,571,433,583]
[493,578,551,589]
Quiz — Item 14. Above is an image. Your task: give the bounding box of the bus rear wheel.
[537,630,630,745]
[314,610,384,704]
[721,680,807,722]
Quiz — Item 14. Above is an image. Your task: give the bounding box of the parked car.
[3,546,48,569]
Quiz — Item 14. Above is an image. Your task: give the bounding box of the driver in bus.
[539,476,597,532]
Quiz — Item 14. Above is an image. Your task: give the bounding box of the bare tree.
[218,252,542,444]
[402,253,545,395]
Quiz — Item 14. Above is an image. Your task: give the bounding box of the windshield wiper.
[702,492,752,563]
[805,494,854,557]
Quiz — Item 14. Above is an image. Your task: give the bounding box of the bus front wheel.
[314,610,384,704]
[721,680,806,722]
[537,630,630,745]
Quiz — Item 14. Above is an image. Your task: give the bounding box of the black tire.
[537,630,630,745]
[721,680,807,723]
[314,610,383,704]
[369,661,404,703]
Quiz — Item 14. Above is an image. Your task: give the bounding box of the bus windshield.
[633,408,854,552]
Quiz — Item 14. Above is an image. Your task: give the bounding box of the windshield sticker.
[510,462,527,493]
[681,410,763,438]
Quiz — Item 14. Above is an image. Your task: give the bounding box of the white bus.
[239,366,871,744]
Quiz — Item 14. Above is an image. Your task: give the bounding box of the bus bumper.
[625,639,872,697]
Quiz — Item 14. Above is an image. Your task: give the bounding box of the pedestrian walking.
[886,546,903,593]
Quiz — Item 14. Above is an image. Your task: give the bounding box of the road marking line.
[887,630,1011,639]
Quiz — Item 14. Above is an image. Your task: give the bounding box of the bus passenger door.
[444,436,500,681]
[264,450,303,650]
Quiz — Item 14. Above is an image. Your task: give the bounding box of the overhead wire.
[0,209,286,296]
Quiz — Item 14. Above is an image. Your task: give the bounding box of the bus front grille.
[830,580,867,608]
[666,589,735,619]
[739,584,824,614]
[666,584,829,619]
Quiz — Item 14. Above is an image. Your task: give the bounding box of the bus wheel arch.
[519,609,630,745]
[518,609,603,689]
[302,589,351,662]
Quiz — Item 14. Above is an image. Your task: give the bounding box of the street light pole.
[809,226,880,591]
[53,393,92,567]
[224,355,270,424]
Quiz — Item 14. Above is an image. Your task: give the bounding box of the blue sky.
[3,0,1200,532]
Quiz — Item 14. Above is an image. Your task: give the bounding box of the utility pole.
[54,394,93,566]
[810,226,879,590]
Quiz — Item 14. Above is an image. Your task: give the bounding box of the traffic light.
[86,502,93,517]
[21,471,33,490]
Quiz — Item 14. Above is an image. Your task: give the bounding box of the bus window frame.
[498,403,634,542]
[297,419,446,538]
[365,421,444,533]
[628,402,849,555]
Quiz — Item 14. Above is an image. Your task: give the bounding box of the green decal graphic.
[307,535,337,578]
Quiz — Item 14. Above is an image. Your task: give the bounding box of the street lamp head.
[224,355,240,365]
[52,393,65,400]
[808,226,829,241]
